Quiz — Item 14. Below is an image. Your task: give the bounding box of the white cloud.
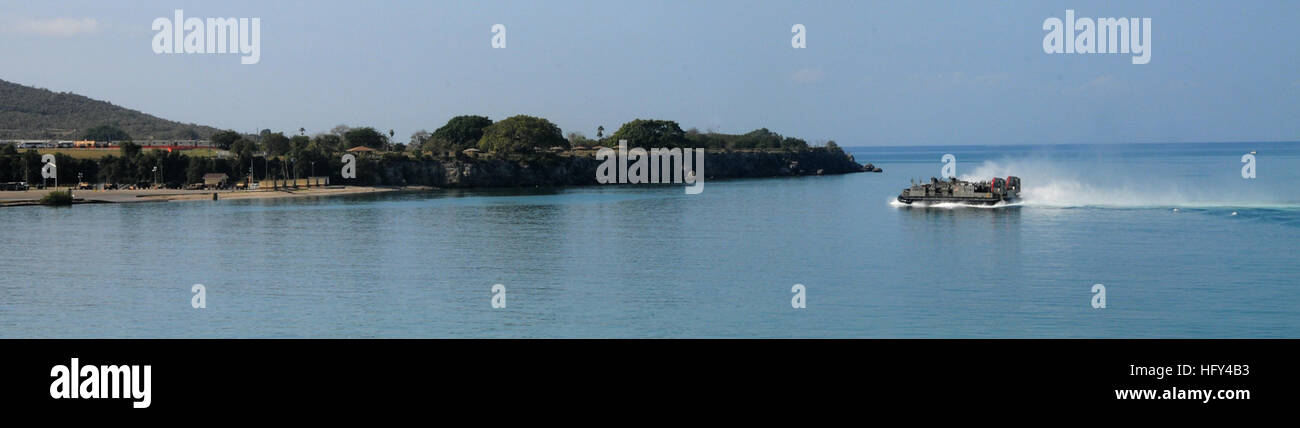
[13,18,100,37]
[791,68,824,84]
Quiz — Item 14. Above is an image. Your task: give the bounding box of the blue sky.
[1,0,1296,145]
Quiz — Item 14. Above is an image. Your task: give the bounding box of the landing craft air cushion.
[897,176,1021,205]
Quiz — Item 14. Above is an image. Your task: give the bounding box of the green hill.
[0,79,220,140]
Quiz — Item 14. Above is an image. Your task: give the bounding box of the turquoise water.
[1,142,1297,337]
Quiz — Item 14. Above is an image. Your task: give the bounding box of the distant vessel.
[897,176,1021,205]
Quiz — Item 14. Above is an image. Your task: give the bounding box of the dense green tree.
[151,150,189,187]
[52,153,98,185]
[732,128,778,149]
[726,128,808,150]
[431,115,493,152]
[343,127,387,149]
[679,128,810,150]
[289,135,310,152]
[20,150,41,183]
[477,115,565,153]
[0,145,12,180]
[782,137,810,150]
[312,134,343,152]
[211,130,242,150]
[825,140,843,153]
[263,132,291,156]
[185,156,208,184]
[96,155,126,184]
[229,138,258,157]
[83,124,131,141]
[608,119,688,149]
[286,135,330,178]
[121,141,142,159]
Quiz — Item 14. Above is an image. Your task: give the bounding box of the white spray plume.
[958,158,1293,209]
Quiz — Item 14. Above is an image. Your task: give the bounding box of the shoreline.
[1,148,878,207]
[0,185,420,207]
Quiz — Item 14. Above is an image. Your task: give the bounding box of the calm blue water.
[1,142,1297,337]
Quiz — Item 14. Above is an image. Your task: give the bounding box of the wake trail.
[956,159,1300,210]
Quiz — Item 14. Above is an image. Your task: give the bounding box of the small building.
[462,148,482,157]
[346,146,380,153]
[202,173,229,188]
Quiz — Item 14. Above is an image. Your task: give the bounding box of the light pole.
[152,166,158,189]
[309,161,315,187]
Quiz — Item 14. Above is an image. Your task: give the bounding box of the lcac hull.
[896,195,1017,206]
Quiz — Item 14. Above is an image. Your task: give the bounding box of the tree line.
[212,115,825,159]
[408,115,822,153]
[0,115,836,187]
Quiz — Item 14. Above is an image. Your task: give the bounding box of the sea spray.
[959,158,1296,209]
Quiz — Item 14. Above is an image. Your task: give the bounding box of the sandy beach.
[0,185,421,206]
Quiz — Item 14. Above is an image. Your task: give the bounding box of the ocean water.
[1,142,1297,338]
